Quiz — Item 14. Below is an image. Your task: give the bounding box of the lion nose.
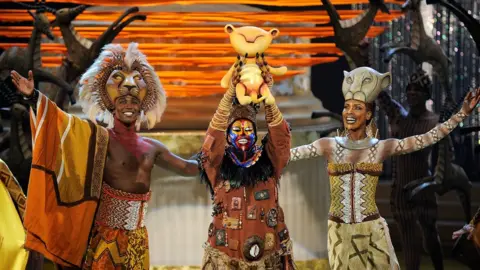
[124,85,136,92]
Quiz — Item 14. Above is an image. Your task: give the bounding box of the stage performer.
[9,42,199,270]
[289,66,480,270]
[0,158,29,269]
[376,67,444,270]
[196,61,294,268]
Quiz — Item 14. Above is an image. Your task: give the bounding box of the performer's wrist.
[22,88,38,100]
[454,110,468,125]
[265,103,283,126]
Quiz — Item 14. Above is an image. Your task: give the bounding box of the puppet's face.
[225,24,278,58]
[114,95,141,125]
[342,99,371,132]
[228,119,256,151]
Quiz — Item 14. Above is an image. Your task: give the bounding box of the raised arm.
[10,70,82,143]
[380,108,467,157]
[290,137,332,162]
[377,90,408,124]
[264,102,291,178]
[197,85,235,188]
[382,88,480,157]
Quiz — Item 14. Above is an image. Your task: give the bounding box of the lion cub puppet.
[221,24,287,105]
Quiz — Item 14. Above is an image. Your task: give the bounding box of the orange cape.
[24,93,108,267]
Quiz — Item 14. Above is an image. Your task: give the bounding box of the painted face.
[228,119,256,151]
[114,95,141,125]
[342,99,371,132]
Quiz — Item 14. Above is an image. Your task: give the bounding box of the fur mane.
[78,42,166,130]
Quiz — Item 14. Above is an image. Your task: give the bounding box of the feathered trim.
[196,135,275,197]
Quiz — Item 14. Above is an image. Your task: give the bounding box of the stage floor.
[43,255,469,270]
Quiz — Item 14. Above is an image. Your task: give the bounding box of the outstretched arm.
[264,102,291,179]
[147,139,199,176]
[290,138,332,162]
[382,88,480,157]
[381,108,467,157]
[377,90,408,124]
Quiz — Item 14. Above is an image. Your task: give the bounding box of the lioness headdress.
[78,42,166,130]
[342,67,391,103]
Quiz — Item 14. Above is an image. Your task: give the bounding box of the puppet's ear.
[225,24,235,34]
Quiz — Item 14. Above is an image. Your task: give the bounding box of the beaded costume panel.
[95,183,151,231]
[328,163,382,223]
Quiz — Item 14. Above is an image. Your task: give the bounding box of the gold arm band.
[265,103,283,127]
[209,85,235,131]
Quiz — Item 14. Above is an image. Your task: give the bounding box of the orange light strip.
[0,26,386,39]
[162,85,226,97]
[40,56,339,68]
[0,0,404,7]
[0,43,343,56]
[0,10,404,24]
[155,70,304,81]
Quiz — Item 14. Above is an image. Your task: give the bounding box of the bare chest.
[103,137,157,193]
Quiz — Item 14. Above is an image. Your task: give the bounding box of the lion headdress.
[78,42,166,130]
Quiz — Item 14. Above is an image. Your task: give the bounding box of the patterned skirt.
[82,224,149,270]
[82,183,151,270]
[327,217,399,270]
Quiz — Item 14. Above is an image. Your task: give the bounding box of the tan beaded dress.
[290,109,468,270]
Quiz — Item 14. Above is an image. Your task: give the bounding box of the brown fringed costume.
[197,83,294,269]
[377,67,443,270]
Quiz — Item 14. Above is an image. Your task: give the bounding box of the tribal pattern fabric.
[0,160,26,219]
[82,224,149,270]
[327,163,382,223]
[327,218,399,270]
[95,183,151,231]
[83,183,151,270]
